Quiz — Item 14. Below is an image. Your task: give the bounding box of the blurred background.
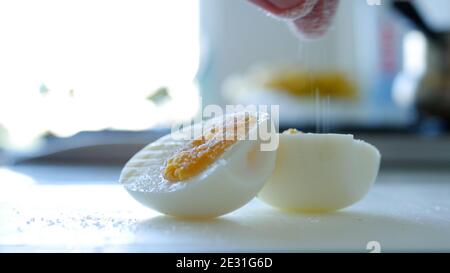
[1,0,450,168]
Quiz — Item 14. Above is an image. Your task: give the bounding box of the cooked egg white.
[258,129,381,212]
[120,112,277,219]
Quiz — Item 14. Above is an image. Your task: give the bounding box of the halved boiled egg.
[120,112,277,219]
[258,129,381,212]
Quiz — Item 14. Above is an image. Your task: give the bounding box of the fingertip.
[293,0,339,39]
[249,0,319,20]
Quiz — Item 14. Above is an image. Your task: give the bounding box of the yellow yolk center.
[164,114,256,182]
[283,128,302,135]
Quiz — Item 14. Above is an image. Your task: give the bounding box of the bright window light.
[0,0,200,147]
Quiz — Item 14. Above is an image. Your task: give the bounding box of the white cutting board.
[0,165,449,252]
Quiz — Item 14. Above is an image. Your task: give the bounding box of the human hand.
[249,0,340,39]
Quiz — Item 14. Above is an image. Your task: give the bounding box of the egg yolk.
[164,114,257,182]
[266,71,358,99]
[283,128,301,135]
